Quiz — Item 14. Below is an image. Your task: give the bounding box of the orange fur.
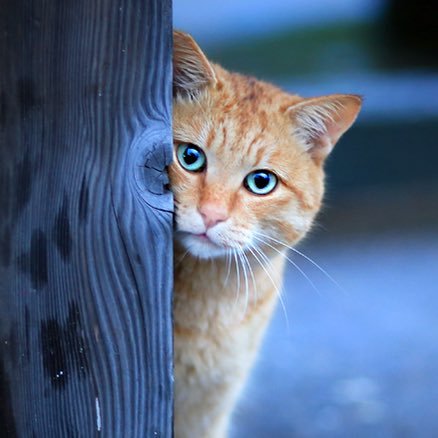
[171,31,362,438]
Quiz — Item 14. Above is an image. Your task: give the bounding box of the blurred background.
[174,1,438,436]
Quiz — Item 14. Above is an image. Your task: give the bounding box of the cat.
[170,30,362,438]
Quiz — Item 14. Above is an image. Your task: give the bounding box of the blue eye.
[177,143,206,172]
[244,170,278,195]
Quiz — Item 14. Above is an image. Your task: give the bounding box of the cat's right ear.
[173,30,217,98]
[287,94,362,164]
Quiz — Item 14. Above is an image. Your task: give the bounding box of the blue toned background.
[174,1,438,436]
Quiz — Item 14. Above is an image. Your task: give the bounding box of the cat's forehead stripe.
[205,126,216,149]
[221,125,227,149]
[253,142,265,167]
[203,119,282,172]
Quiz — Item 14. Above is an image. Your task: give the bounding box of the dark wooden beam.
[0,0,173,436]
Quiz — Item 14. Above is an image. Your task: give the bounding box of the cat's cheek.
[210,225,254,250]
[280,211,315,245]
[256,204,314,247]
[175,210,205,235]
[290,213,313,235]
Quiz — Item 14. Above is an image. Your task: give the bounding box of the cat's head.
[170,31,361,259]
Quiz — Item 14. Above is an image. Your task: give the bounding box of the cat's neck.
[174,239,286,285]
[173,239,286,332]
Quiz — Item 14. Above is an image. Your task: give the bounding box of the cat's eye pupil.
[183,147,199,165]
[253,172,269,189]
[244,170,277,195]
[176,143,206,172]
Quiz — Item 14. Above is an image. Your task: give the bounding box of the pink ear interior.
[173,31,217,97]
[288,94,362,162]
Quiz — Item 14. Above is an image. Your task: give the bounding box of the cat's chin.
[177,232,229,259]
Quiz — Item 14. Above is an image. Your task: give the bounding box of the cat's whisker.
[236,245,250,318]
[251,244,289,313]
[252,235,322,297]
[232,248,241,309]
[247,244,290,332]
[241,246,258,304]
[224,250,232,287]
[175,247,191,267]
[253,231,346,295]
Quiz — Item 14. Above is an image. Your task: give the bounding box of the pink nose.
[199,203,228,228]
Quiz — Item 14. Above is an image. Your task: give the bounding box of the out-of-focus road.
[232,231,438,437]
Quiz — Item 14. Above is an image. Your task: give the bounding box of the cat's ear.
[287,94,362,163]
[173,30,217,97]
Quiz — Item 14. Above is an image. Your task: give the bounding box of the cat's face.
[170,32,361,259]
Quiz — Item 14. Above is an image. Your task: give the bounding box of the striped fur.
[171,31,361,438]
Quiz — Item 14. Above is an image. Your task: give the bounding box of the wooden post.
[0,0,173,436]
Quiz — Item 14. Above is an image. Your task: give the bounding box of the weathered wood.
[0,1,173,436]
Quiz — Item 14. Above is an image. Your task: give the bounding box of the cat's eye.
[176,143,206,172]
[244,170,278,195]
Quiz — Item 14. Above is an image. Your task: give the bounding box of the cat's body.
[171,31,361,438]
[174,243,285,438]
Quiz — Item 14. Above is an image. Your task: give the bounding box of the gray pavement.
[232,230,438,437]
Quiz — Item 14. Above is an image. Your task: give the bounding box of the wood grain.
[0,0,173,436]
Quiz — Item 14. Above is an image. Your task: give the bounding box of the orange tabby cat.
[171,31,361,438]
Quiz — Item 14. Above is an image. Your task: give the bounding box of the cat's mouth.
[178,230,232,258]
[177,230,244,258]
[188,232,221,247]
[194,232,209,240]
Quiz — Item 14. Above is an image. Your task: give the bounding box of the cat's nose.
[199,203,228,229]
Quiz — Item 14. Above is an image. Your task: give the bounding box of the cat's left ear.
[173,30,217,97]
[287,94,362,163]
